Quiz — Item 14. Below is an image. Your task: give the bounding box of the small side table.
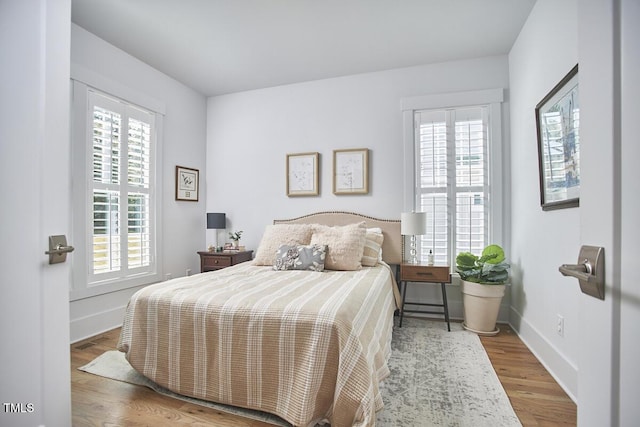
[399,263,451,331]
[198,250,253,273]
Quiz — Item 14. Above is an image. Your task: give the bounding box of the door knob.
[558,245,604,300]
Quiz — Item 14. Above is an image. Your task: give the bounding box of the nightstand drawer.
[401,265,450,283]
[203,256,231,268]
[198,250,253,273]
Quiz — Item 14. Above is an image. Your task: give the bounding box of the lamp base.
[409,236,419,264]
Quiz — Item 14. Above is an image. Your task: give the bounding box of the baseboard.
[70,304,127,343]
[508,306,578,402]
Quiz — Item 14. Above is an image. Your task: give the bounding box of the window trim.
[70,79,164,301]
[401,89,505,266]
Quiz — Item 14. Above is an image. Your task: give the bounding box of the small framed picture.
[175,165,199,201]
[535,64,580,210]
[286,152,319,196]
[333,148,369,195]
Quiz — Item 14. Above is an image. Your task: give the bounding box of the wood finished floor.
[480,323,577,426]
[71,320,576,426]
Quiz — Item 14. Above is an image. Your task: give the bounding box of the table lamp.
[207,212,226,251]
[401,212,427,264]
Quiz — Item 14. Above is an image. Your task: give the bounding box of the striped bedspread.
[117,261,400,427]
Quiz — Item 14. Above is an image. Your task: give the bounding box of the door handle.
[45,244,75,256]
[558,245,604,300]
[45,235,74,264]
[559,260,594,283]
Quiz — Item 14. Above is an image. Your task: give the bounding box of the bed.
[117,211,402,427]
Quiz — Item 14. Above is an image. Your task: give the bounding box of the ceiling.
[71,0,536,97]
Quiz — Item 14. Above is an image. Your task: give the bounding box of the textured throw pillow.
[362,227,384,267]
[253,224,313,265]
[310,222,367,271]
[273,244,327,272]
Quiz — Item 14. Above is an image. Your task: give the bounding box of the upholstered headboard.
[274,211,402,265]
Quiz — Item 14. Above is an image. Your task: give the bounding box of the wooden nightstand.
[198,250,253,273]
[399,263,451,331]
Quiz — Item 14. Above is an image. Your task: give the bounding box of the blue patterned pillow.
[273,244,327,272]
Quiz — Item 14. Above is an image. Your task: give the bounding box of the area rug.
[79,318,521,426]
[378,318,521,426]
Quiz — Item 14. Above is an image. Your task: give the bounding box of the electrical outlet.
[186,268,192,277]
[556,314,564,337]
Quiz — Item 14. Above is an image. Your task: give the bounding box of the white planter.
[460,280,506,336]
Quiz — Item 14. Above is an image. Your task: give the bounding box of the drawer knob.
[417,272,434,276]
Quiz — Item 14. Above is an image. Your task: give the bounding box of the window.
[402,89,504,267]
[71,81,162,299]
[415,107,489,265]
[89,91,154,282]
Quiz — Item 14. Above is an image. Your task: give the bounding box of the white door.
[0,1,72,426]
[618,0,640,424]
[577,0,639,425]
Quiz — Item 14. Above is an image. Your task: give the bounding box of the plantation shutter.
[415,106,490,265]
[88,91,155,284]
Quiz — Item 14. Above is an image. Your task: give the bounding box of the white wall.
[206,56,510,320]
[69,24,207,342]
[508,0,579,399]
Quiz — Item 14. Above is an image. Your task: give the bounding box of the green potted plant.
[456,244,510,335]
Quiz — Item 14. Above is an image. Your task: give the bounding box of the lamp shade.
[401,212,427,235]
[207,212,226,229]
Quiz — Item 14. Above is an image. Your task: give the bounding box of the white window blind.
[415,106,490,265]
[88,90,155,284]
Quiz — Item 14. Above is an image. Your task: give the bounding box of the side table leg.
[399,280,407,328]
[441,282,451,331]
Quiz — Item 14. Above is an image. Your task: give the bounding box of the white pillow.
[253,224,313,265]
[310,222,367,271]
[362,227,384,267]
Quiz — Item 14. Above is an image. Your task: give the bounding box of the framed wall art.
[286,152,319,196]
[333,148,369,195]
[535,64,580,211]
[175,165,199,201]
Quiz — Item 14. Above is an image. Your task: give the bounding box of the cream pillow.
[310,222,367,271]
[253,224,313,265]
[362,227,384,267]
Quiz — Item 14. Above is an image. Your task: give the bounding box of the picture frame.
[175,165,199,201]
[286,152,319,196]
[333,148,369,195]
[535,64,580,211]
